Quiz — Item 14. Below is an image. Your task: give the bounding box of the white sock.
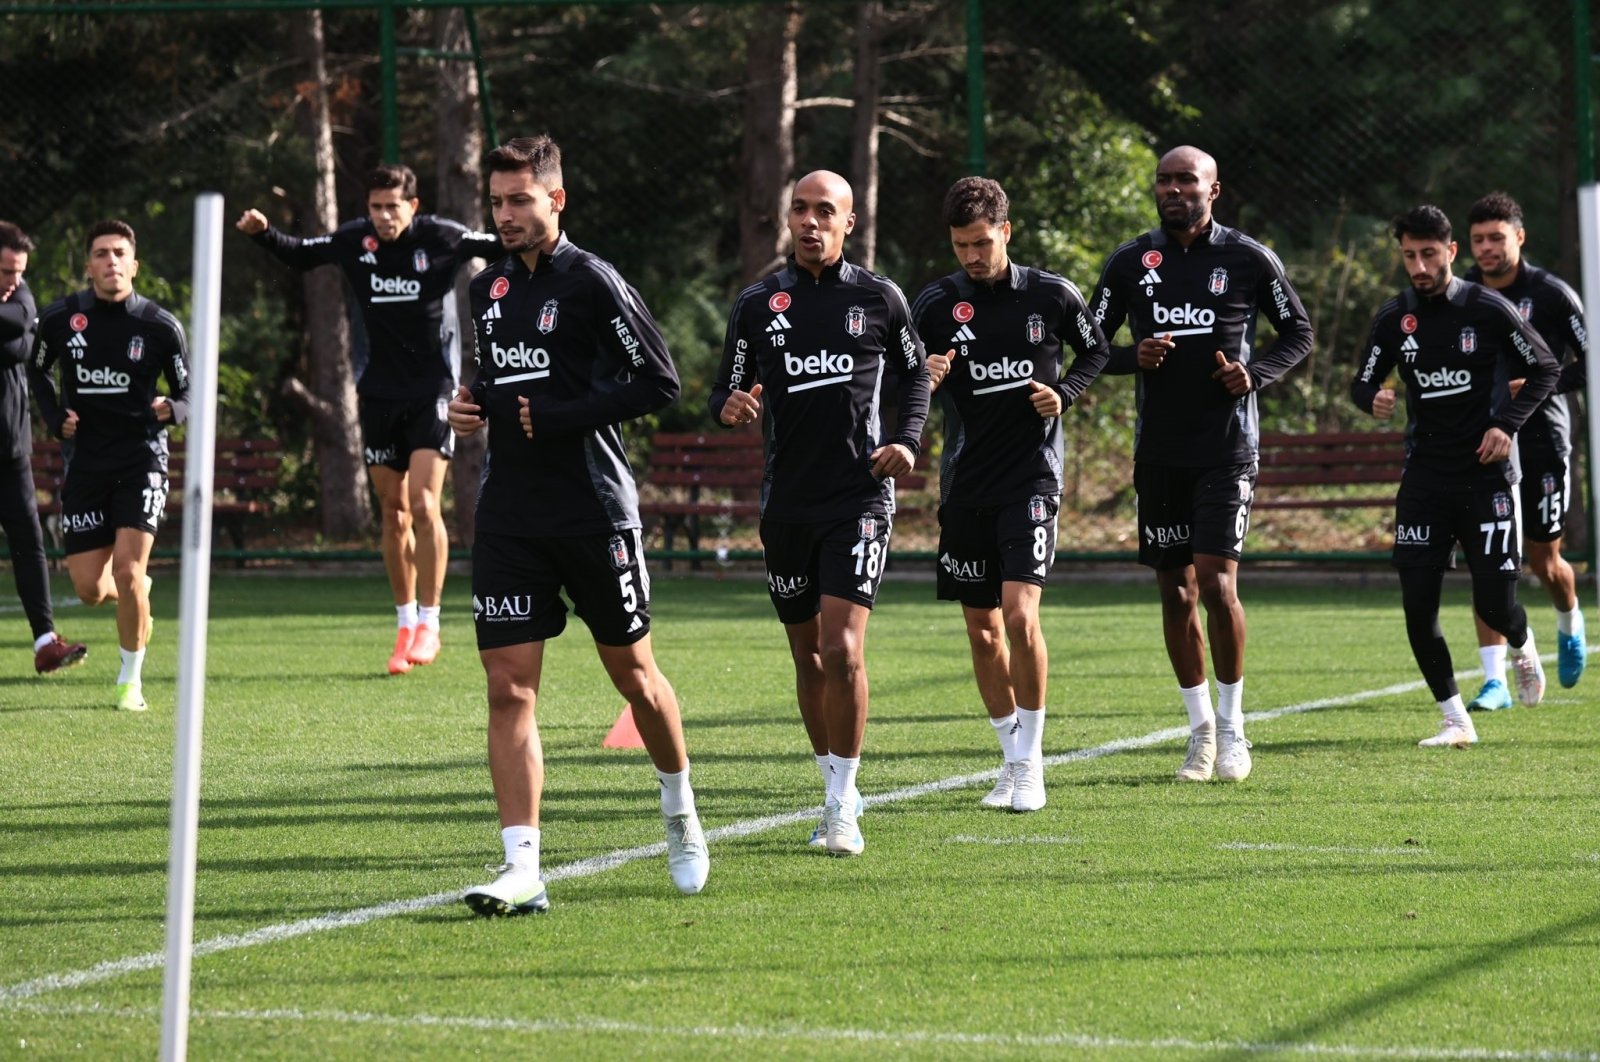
[33,632,54,652]
[814,752,831,792]
[1479,644,1507,684]
[989,712,1020,761]
[827,753,860,802]
[502,825,540,873]
[656,766,694,818]
[1557,607,1580,636]
[117,647,145,685]
[396,601,418,629]
[1215,678,1244,738]
[418,604,441,631]
[1438,695,1470,727]
[1015,706,1045,762]
[1180,681,1215,730]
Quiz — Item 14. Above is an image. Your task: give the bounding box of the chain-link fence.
[2,0,1594,557]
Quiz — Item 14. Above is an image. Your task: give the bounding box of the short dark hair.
[1392,204,1452,244]
[486,136,563,188]
[0,220,34,255]
[943,177,1009,228]
[366,164,418,200]
[1466,191,1524,230]
[85,219,137,256]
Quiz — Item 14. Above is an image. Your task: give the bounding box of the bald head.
[1154,145,1220,241]
[789,169,857,276]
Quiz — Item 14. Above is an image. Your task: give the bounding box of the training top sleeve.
[883,278,930,455]
[521,259,679,435]
[1244,243,1314,392]
[157,310,191,426]
[708,281,765,426]
[249,222,348,271]
[1090,245,1139,376]
[1350,299,1399,415]
[1546,274,1589,396]
[1048,274,1112,405]
[1485,292,1559,437]
[0,284,35,365]
[27,299,67,435]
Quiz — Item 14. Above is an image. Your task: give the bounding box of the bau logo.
[474,594,534,621]
[1143,523,1190,547]
[767,573,810,598]
[939,553,987,580]
[1395,524,1430,545]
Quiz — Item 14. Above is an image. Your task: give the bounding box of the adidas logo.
[1034,564,1047,577]
[67,334,87,350]
[626,615,644,633]
[950,324,976,343]
[516,839,535,848]
[1401,335,1419,351]
[1141,269,1162,285]
[857,581,873,594]
[482,302,502,321]
[1500,558,1518,572]
[359,252,377,265]
[767,313,792,332]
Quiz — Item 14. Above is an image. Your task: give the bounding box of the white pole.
[159,193,224,1062]
[1580,184,1600,619]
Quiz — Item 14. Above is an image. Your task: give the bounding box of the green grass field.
[1,571,1597,1060]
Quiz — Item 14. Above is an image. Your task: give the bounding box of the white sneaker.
[1010,758,1046,812]
[1418,719,1478,748]
[1215,731,1253,781]
[1509,640,1546,706]
[664,812,710,895]
[463,863,550,916]
[1176,720,1216,782]
[824,794,864,856]
[809,790,862,846]
[981,761,1019,808]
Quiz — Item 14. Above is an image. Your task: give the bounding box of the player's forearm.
[1246,324,1314,392]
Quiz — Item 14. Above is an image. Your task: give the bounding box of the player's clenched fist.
[446,384,484,436]
[1137,333,1175,370]
[234,209,269,236]
[868,442,914,479]
[1211,349,1253,396]
[927,348,958,391]
[720,382,763,427]
[1027,380,1061,418]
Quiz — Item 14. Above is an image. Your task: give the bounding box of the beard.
[1159,202,1206,232]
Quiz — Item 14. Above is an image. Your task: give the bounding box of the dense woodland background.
[0,0,1590,547]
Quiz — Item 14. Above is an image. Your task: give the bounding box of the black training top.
[911,263,1110,507]
[1092,222,1314,466]
[0,278,39,461]
[709,256,930,523]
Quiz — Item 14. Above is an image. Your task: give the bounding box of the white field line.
[948,834,1082,845]
[1219,842,1427,856]
[5,1001,1598,1061]
[0,597,82,615]
[0,666,1539,1004]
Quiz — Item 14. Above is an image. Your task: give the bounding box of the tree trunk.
[433,7,488,544]
[290,10,369,539]
[849,1,883,271]
[738,2,803,284]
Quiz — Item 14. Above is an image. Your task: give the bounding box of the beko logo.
[784,350,854,392]
[76,364,130,391]
[1152,302,1215,329]
[1414,368,1471,397]
[370,274,421,302]
[969,357,1034,395]
[492,342,551,382]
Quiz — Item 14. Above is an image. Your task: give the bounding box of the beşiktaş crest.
[1459,327,1477,354]
[1026,314,1044,345]
[845,305,866,338]
[413,248,430,273]
[1208,267,1229,296]
[127,335,144,362]
[537,299,559,335]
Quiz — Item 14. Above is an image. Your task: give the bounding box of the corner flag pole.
[159,192,224,1062]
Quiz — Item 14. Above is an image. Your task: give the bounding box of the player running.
[29,220,188,711]
[237,164,499,676]
[1459,191,1590,710]
[1093,145,1314,783]
[446,135,708,914]
[710,169,930,856]
[1351,204,1559,747]
[912,177,1111,812]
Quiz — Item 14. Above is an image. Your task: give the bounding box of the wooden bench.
[30,436,285,552]
[1255,430,1406,511]
[640,430,929,566]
